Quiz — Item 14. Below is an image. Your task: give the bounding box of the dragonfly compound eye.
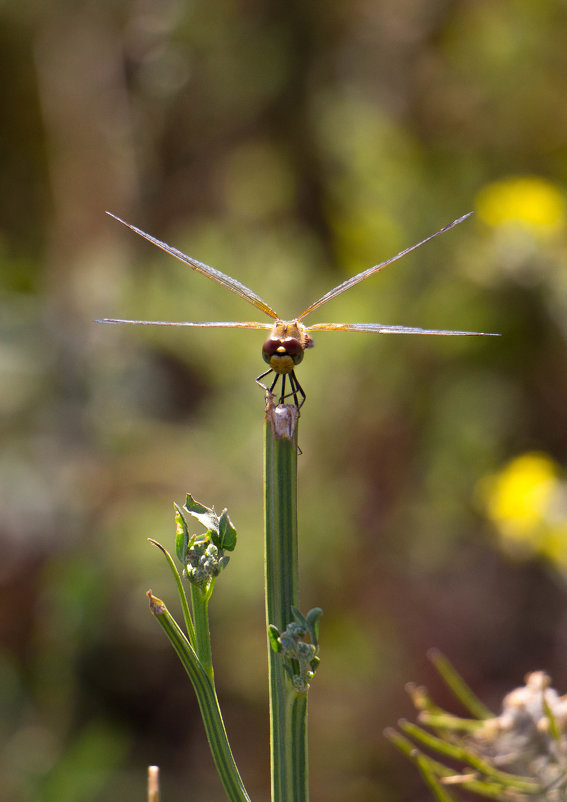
[262,336,305,372]
[281,337,304,365]
[262,337,280,360]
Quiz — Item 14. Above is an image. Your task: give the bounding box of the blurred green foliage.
[2,0,567,800]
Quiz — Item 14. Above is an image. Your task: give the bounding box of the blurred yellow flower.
[481,452,557,535]
[476,176,566,233]
[479,453,567,567]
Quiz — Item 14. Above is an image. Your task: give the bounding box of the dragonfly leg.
[289,370,306,409]
[280,372,298,406]
[275,370,306,409]
[269,373,280,395]
[256,368,305,410]
[280,374,287,405]
[256,368,283,401]
[256,368,274,393]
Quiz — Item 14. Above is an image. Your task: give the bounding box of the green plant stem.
[428,650,494,720]
[415,752,459,802]
[264,402,308,802]
[399,720,540,793]
[148,539,196,650]
[191,582,214,683]
[385,728,514,800]
[147,592,251,802]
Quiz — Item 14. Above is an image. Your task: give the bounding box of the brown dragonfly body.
[99,212,497,407]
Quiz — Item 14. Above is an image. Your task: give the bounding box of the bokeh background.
[2,0,567,800]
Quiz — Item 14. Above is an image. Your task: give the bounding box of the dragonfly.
[98,211,498,408]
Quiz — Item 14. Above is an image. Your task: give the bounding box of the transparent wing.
[297,212,473,321]
[96,319,274,330]
[107,213,280,320]
[306,322,499,336]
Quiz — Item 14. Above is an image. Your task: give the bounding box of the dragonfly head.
[262,320,314,375]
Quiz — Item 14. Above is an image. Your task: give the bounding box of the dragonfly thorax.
[262,320,314,376]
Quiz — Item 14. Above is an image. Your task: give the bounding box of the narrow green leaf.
[399,720,540,793]
[146,591,251,802]
[384,726,416,758]
[385,727,511,800]
[406,682,449,717]
[148,539,196,650]
[428,650,494,720]
[418,711,485,733]
[415,753,459,802]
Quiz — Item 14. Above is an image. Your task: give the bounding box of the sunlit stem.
[147,592,251,802]
[148,539,196,650]
[264,396,308,802]
[191,582,214,684]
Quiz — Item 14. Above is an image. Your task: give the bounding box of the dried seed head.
[475,672,567,793]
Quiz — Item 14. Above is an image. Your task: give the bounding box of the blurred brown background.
[2,0,567,800]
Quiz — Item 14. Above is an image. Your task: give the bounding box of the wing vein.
[297,212,473,321]
[96,319,274,329]
[107,213,280,320]
[306,322,499,336]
